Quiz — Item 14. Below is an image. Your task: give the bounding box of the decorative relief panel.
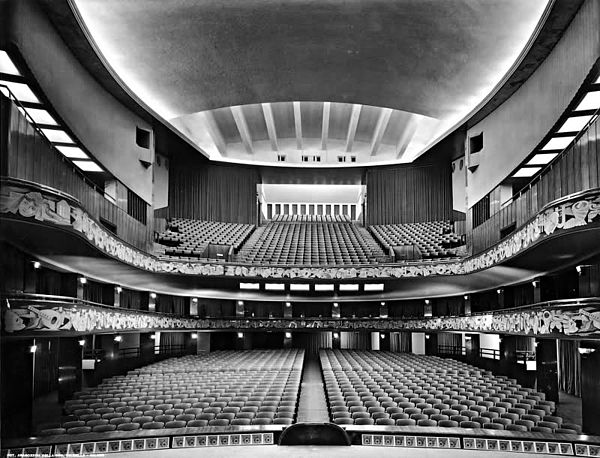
[4,299,599,337]
[1,180,599,280]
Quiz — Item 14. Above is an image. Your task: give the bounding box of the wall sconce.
[496,289,503,295]
[578,347,596,355]
[149,334,156,340]
[150,292,157,299]
[113,335,122,342]
[464,295,469,300]
[424,299,430,305]
[78,339,86,346]
[29,345,37,353]
[285,332,292,339]
[115,286,122,294]
[237,300,244,306]
[33,261,41,269]
[380,333,385,339]
[425,335,430,340]
[576,265,583,275]
[192,298,198,303]
[380,302,386,306]
[237,332,244,339]
[78,277,87,285]
[333,303,339,308]
[333,332,339,339]
[532,281,539,288]
[191,333,198,339]
[285,302,291,307]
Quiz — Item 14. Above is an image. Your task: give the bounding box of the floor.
[113,446,542,457]
[556,391,582,427]
[296,356,330,423]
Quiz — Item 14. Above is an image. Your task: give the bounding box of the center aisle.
[296,355,330,423]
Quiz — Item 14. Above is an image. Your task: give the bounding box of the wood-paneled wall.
[168,155,260,224]
[1,96,154,251]
[366,162,453,225]
[471,115,600,254]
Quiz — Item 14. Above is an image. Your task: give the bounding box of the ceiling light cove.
[72,0,551,166]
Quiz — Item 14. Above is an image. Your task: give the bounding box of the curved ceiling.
[71,0,551,166]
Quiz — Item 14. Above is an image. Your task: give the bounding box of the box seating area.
[156,219,255,258]
[237,217,387,265]
[370,221,465,260]
[40,350,303,436]
[320,350,580,433]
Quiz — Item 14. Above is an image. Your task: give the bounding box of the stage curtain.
[558,340,581,397]
[291,332,332,355]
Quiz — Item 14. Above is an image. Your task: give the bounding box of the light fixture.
[574,91,600,111]
[333,332,339,339]
[33,261,41,269]
[237,300,244,306]
[149,292,157,299]
[532,280,539,288]
[497,289,503,294]
[0,81,39,103]
[285,302,291,308]
[0,51,21,75]
[73,161,103,172]
[463,295,469,300]
[78,276,87,284]
[237,332,244,339]
[380,302,386,306]
[114,335,122,342]
[290,284,310,291]
[149,334,156,340]
[78,339,86,346]
[265,283,285,291]
[21,107,58,126]
[285,332,292,339]
[29,345,37,353]
[424,299,430,305]
[240,282,259,290]
[380,333,385,339]
[192,298,198,302]
[540,136,576,151]
[557,115,593,133]
[40,128,74,143]
[55,145,89,159]
[578,347,596,355]
[576,265,583,275]
[333,303,339,308]
[512,167,542,178]
[115,286,122,294]
[314,284,334,291]
[339,284,359,291]
[364,284,384,292]
[465,335,472,341]
[425,335,430,340]
[525,153,558,166]
[191,333,198,339]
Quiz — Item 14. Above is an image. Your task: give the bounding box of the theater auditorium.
[1,0,600,456]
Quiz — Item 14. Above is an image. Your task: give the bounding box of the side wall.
[366,162,453,225]
[466,0,600,207]
[4,0,154,204]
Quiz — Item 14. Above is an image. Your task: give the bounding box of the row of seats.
[370,221,464,260]
[320,350,580,434]
[157,219,255,257]
[271,214,352,223]
[237,221,387,265]
[39,350,303,436]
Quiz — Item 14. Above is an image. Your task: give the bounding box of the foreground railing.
[3,294,600,339]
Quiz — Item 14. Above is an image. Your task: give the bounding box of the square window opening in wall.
[350,156,356,163]
[136,127,151,149]
[469,132,483,154]
[277,154,286,162]
[314,156,321,162]
[338,156,346,162]
[302,155,309,162]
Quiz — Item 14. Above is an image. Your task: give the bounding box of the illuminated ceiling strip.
[0,51,21,75]
[557,115,593,133]
[512,167,541,178]
[265,283,285,291]
[574,91,600,111]
[339,284,359,291]
[73,160,103,172]
[540,136,575,151]
[239,282,260,290]
[364,284,384,291]
[314,284,334,291]
[525,153,558,166]
[55,145,89,159]
[290,284,310,291]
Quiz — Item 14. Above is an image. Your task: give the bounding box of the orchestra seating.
[42,350,303,435]
[237,215,387,265]
[370,221,465,260]
[320,350,579,432]
[156,218,255,258]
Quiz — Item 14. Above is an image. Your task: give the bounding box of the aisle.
[296,356,330,423]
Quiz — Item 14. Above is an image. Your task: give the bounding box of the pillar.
[425,333,438,356]
[284,302,292,318]
[532,279,541,303]
[464,295,472,316]
[114,286,122,307]
[411,333,425,355]
[379,332,390,351]
[236,300,245,317]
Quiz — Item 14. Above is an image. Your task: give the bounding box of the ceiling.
[71,0,551,166]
